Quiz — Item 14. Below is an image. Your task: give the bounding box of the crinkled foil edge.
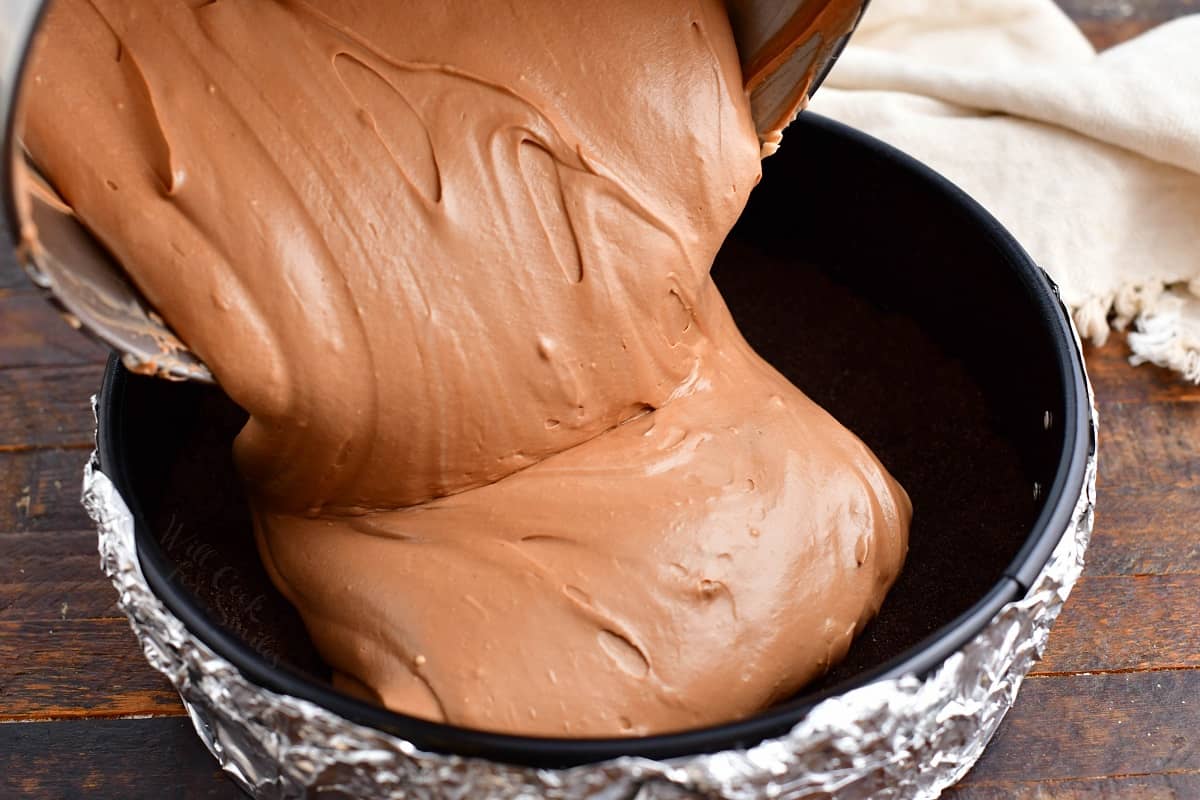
[84,320,1097,800]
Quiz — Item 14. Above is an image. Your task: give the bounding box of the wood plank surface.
[0,717,240,800]
[2,2,1198,798]
[968,670,1200,783]
[0,530,119,622]
[1099,401,1200,492]
[0,291,107,369]
[0,618,180,721]
[0,447,100,533]
[950,775,1200,800]
[0,364,105,451]
[1084,489,1200,577]
[1035,574,1200,674]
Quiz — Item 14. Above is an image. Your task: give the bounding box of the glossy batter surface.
[25,0,910,736]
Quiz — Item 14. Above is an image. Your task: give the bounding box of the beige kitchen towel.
[809,0,1200,380]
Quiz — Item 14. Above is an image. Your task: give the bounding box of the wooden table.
[1,3,1197,797]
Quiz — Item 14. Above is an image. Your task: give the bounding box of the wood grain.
[948,773,1200,799]
[0,291,107,369]
[1098,401,1200,492]
[0,447,96,533]
[0,529,119,622]
[0,364,104,451]
[963,670,1200,784]
[1085,488,1200,577]
[1086,340,1200,405]
[0,717,240,800]
[1035,575,1200,674]
[0,618,181,720]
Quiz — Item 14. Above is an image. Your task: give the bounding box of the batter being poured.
[25,0,910,736]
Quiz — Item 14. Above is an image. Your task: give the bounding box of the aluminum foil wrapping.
[83,342,1097,800]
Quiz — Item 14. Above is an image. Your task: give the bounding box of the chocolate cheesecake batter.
[25,0,910,736]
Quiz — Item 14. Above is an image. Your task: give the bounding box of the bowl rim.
[95,112,1092,769]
